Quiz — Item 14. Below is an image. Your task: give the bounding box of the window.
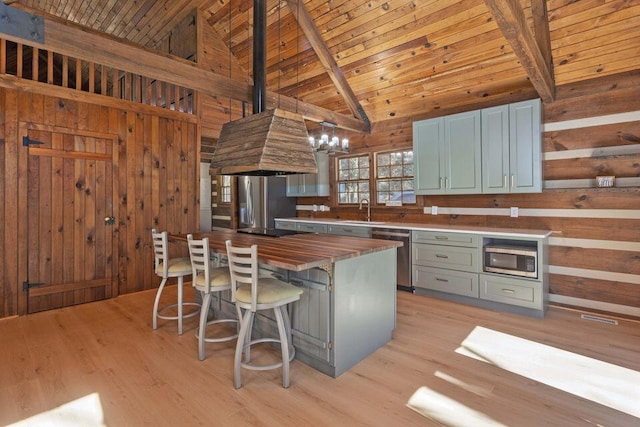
[376,150,415,204]
[220,175,232,204]
[337,155,370,204]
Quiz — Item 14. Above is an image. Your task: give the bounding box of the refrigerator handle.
[246,179,254,226]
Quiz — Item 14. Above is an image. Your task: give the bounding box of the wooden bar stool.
[187,235,240,361]
[151,229,200,335]
[225,240,303,389]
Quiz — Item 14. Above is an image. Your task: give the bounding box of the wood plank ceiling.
[11,0,640,129]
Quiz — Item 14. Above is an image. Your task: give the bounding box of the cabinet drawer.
[327,224,372,238]
[296,222,327,234]
[412,230,478,247]
[275,220,296,231]
[479,274,542,309]
[413,266,478,298]
[412,243,478,273]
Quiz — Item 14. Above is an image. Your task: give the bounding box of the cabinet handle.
[436,278,449,282]
[504,175,508,188]
[501,288,515,294]
[435,254,449,259]
[445,177,449,189]
[435,236,448,240]
[511,174,515,188]
[439,177,443,189]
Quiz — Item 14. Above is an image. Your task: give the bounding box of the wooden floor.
[1,287,639,426]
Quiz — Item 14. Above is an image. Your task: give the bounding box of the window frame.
[335,153,372,205]
[374,149,415,205]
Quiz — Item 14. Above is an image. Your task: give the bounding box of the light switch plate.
[510,207,519,218]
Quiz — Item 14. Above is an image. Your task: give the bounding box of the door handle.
[104,216,115,225]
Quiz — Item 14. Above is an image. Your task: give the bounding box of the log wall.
[298,77,640,317]
[0,87,200,317]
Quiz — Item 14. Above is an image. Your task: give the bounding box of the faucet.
[359,198,371,222]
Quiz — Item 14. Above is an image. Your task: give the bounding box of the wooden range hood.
[209,0,317,176]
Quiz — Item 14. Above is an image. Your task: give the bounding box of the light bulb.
[342,138,349,150]
[330,136,339,147]
[309,136,315,147]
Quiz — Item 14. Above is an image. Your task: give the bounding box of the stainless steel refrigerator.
[238,176,297,230]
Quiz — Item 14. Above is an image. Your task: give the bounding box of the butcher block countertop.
[170,230,402,272]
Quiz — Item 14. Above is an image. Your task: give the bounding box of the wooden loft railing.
[0,38,195,114]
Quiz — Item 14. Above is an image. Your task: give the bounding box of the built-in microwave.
[483,245,537,278]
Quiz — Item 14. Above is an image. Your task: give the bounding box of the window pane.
[359,157,369,168]
[374,150,415,205]
[359,167,369,179]
[391,166,403,177]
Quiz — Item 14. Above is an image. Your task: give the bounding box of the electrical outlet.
[510,207,519,218]
[431,206,438,215]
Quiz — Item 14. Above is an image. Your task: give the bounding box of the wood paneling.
[0,87,199,317]
[303,75,640,316]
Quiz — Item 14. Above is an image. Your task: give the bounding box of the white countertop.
[276,217,552,239]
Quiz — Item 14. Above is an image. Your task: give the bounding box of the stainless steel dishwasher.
[371,228,413,292]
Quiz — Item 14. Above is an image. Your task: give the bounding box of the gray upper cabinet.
[414,110,482,195]
[481,105,510,193]
[416,99,541,196]
[286,152,330,197]
[509,99,542,193]
[482,99,542,193]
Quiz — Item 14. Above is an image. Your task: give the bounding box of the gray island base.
[171,231,400,378]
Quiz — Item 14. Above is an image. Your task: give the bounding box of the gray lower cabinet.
[275,220,328,234]
[412,230,548,317]
[412,231,480,297]
[275,220,296,231]
[479,273,542,310]
[327,224,372,238]
[414,265,478,297]
[296,222,328,233]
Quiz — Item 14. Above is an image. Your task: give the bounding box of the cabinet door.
[481,105,510,193]
[286,152,329,197]
[413,117,445,194]
[509,99,542,193]
[314,152,330,197]
[444,110,482,194]
[286,174,303,197]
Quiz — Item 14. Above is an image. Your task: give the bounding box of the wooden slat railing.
[0,38,195,114]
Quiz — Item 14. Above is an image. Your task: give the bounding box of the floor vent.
[580,314,618,325]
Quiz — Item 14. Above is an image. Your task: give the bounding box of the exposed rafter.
[484,0,555,102]
[285,0,371,132]
[0,5,368,132]
[531,0,553,79]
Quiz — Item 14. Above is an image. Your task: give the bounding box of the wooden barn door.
[23,124,118,313]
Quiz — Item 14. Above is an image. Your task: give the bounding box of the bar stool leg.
[177,276,184,335]
[234,309,254,389]
[152,278,168,330]
[198,292,213,361]
[274,306,290,388]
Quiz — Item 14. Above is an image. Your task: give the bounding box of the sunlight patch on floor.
[456,326,640,419]
[7,393,105,427]
[407,386,507,427]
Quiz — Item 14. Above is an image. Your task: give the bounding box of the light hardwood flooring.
[1,287,639,426]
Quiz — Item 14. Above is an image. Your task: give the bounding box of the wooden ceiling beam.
[483,0,555,102]
[285,0,371,131]
[0,5,368,132]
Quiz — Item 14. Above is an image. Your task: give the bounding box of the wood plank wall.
[0,87,200,318]
[297,75,640,317]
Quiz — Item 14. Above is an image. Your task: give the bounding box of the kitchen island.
[171,230,401,377]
